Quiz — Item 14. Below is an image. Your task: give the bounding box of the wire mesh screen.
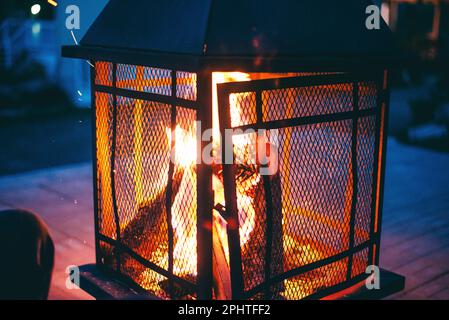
[93,62,198,299]
[116,64,172,96]
[218,73,382,300]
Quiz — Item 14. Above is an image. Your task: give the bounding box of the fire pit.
[63,0,404,300]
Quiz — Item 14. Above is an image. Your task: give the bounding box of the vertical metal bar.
[90,62,101,267]
[256,90,274,299]
[346,81,359,280]
[218,86,245,299]
[110,62,122,272]
[165,70,177,298]
[369,72,384,267]
[374,70,391,266]
[196,71,213,299]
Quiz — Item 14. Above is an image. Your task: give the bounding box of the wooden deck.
[0,138,448,300]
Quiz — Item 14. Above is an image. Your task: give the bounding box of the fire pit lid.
[63,0,399,70]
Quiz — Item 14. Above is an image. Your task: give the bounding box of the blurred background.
[0,0,448,175]
[0,0,448,300]
[0,0,107,175]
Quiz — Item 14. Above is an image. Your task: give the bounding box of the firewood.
[212,210,232,300]
[120,167,185,283]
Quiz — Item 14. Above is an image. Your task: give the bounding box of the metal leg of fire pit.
[77,264,404,300]
[326,269,405,300]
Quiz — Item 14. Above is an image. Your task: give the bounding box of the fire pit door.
[216,73,385,300]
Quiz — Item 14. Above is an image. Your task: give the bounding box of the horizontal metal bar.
[84,263,162,300]
[242,240,372,299]
[98,234,197,292]
[61,45,200,72]
[217,73,381,95]
[230,108,377,132]
[200,56,404,73]
[304,272,368,300]
[62,46,402,74]
[94,85,198,110]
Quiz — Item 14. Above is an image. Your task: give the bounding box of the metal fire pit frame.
[63,41,401,299]
[61,0,403,301]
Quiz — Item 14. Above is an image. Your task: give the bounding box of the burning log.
[212,211,232,300]
[120,167,185,282]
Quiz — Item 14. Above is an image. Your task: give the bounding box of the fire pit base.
[77,264,404,300]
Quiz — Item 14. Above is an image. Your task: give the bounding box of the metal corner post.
[90,62,101,267]
[375,69,391,266]
[196,71,214,299]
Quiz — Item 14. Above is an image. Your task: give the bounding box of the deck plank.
[0,139,448,299]
[380,139,449,300]
[0,164,94,300]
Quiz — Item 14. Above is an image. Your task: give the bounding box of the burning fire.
[125,72,257,296]
[170,124,198,277]
[160,72,258,279]
[147,72,260,283]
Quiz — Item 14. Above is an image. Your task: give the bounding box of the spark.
[47,0,58,7]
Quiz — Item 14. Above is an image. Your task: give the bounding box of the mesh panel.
[116,64,172,96]
[232,121,353,295]
[220,74,380,300]
[262,83,353,122]
[116,96,171,273]
[94,63,198,298]
[230,92,257,127]
[176,71,197,101]
[351,248,369,279]
[355,116,376,246]
[281,121,353,264]
[95,62,113,86]
[280,258,348,300]
[121,252,171,299]
[359,82,378,110]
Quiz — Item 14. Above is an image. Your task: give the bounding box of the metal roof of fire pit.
[62,0,397,71]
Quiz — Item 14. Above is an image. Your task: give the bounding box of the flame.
[169,125,197,167]
[168,124,198,277]
[212,72,251,151]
